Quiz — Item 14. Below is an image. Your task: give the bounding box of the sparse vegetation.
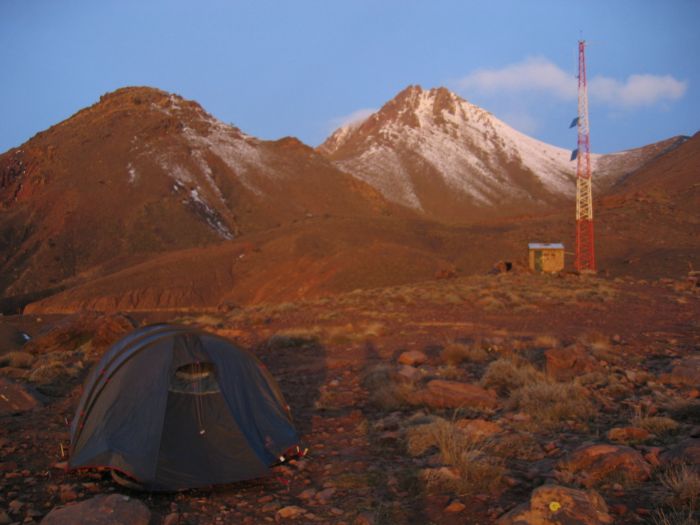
[441,342,490,365]
[510,379,596,430]
[632,405,680,435]
[480,356,543,395]
[406,417,504,496]
[660,465,700,508]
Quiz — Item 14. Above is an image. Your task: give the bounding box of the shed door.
[534,250,543,272]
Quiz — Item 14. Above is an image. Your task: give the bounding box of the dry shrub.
[266,328,321,349]
[0,351,35,369]
[510,380,595,430]
[407,418,504,496]
[363,364,415,410]
[492,432,544,461]
[480,357,544,396]
[370,382,415,410]
[27,361,67,384]
[441,343,489,366]
[652,508,698,525]
[632,407,680,435]
[660,465,700,508]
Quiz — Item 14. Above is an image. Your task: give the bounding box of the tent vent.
[170,362,220,394]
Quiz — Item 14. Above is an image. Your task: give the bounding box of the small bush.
[441,343,489,366]
[633,406,680,434]
[480,357,544,396]
[408,418,504,496]
[0,351,35,369]
[27,361,67,384]
[660,465,700,508]
[510,381,596,430]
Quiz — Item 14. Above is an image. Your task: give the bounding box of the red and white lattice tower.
[575,40,596,272]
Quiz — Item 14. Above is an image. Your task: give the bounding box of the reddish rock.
[444,500,466,513]
[558,444,652,487]
[396,364,422,383]
[496,484,613,524]
[276,505,306,520]
[607,426,652,443]
[398,350,428,367]
[0,377,42,415]
[163,513,179,525]
[455,418,502,438]
[413,380,498,409]
[41,494,150,525]
[545,345,600,381]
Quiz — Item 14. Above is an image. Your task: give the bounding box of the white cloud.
[590,74,687,107]
[457,57,577,100]
[457,57,687,108]
[329,107,376,130]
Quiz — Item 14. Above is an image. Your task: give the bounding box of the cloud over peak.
[457,57,687,108]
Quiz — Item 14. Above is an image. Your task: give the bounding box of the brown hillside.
[0,87,397,310]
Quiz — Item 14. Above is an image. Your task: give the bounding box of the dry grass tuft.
[480,357,544,395]
[407,418,504,495]
[363,364,416,410]
[660,465,700,508]
[27,361,67,384]
[652,508,698,525]
[441,342,490,366]
[510,380,595,430]
[0,351,35,369]
[632,406,680,435]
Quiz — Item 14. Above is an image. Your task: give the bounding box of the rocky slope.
[318,85,687,222]
[0,87,393,309]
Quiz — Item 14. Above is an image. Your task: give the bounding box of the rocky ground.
[1,272,699,524]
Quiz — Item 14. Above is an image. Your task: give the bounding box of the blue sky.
[1,0,698,154]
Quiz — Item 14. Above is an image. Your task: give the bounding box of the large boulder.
[0,377,43,415]
[412,380,498,410]
[497,484,613,524]
[557,443,652,487]
[544,345,600,382]
[41,494,150,525]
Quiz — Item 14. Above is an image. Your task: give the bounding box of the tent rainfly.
[68,324,299,491]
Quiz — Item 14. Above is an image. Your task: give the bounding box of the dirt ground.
[1,272,699,524]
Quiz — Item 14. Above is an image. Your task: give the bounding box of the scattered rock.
[660,355,700,387]
[558,444,652,487]
[276,505,306,520]
[0,377,43,415]
[412,380,498,409]
[353,512,375,525]
[607,426,652,443]
[163,513,179,525]
[444,500,466,513]
[455,418,502,438]
[544,345,600,381]
[497,484,613,524]
[398,351,428,367]
[41,494,150,525]
[396,365,422,383]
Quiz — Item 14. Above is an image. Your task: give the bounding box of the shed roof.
[528,243,564,250]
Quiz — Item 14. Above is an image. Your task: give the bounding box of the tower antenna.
[574,40,596,272]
